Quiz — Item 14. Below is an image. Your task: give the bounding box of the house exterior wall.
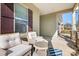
[20,3,73,36]
[20,3,40,35]
[1,3,14,34]
[40,13,56,37]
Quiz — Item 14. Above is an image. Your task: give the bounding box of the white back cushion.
[28,32,37,39]
[9,33,21,47]
[14,33,21,45]
[0,33,21,49]
[0,35,9,49]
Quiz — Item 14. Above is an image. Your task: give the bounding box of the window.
[15,4,28,33]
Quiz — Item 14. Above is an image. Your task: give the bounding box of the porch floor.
[44,35,76,56]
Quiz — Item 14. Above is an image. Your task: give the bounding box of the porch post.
[72,11,76,32]
[72,3,79,31]
[71,6,77,42]
[72,4,78,43]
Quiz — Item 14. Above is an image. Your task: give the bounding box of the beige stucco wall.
[40,8,72,37]
[40,13,56,37]
[20,3,40,35]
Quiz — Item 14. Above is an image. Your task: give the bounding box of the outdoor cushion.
[8,44,32,56]
[9,33,22,47]
[9,38,16,48]
[0,35,10,49]
[0,33,22,49]
[48,48,63,56]
[27,32,48,44]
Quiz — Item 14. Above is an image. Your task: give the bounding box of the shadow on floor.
[43,36,53,48]
[60,35,77,54]
[43,36,54,56]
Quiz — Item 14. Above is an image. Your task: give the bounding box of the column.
[72,11,76,31]
[72,4,78,42]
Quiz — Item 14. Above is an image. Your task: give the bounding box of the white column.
[72,11,77,31]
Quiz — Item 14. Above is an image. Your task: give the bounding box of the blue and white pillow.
[48,48,63,56]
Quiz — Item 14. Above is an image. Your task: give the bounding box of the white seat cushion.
[8,44,32,56]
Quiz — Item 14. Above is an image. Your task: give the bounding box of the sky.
[62,12,78,25]
[62,12,72,24]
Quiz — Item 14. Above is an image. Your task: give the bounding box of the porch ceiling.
[33,3,74,15]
